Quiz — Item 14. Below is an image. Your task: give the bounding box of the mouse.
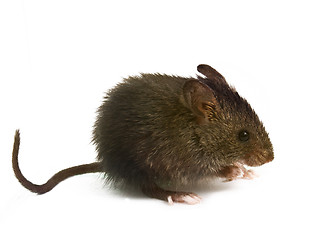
[12,64,274,205]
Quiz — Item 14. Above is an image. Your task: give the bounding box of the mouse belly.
[102,146,216,188]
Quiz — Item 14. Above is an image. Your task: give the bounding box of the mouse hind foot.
[141,183,201,205]
[167,193,201,205]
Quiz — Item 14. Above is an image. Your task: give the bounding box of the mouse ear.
[183,80,219,121]
[197,64,227,85]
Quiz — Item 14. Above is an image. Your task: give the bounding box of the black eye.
[238,130,249,142]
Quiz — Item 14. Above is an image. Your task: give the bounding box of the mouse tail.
[12,130,102,194]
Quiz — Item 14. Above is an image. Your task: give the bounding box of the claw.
[167,196,174,205]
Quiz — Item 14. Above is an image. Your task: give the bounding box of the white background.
[1,0,310,239]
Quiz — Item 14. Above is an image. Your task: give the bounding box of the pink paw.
[222,163,258,182]
[167,193,202,205]
[223,165,243,182]
[242,169,258,180]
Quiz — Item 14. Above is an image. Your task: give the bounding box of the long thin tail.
[12,130,102,194]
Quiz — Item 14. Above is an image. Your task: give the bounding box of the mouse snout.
[265,151,274,162]
[243,148,274,167]
[253,140,274,166]
[262,142,274,163]
[257,149,274,166]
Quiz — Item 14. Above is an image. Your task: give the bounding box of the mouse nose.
[264,150,274,163]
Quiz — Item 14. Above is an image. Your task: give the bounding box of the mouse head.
[183,64,274,167]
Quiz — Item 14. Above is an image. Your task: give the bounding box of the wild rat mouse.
[12,64,274,204]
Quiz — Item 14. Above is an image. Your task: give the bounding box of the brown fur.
[12,64,274,203]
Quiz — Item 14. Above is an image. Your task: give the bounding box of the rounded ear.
[183,80,219,121]
[197,64,227,85]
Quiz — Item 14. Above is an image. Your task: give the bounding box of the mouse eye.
[238,130,249,142]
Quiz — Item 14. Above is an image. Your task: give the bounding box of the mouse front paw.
[219,165,243,182]
[241,168,258,180]
[219,163,258,182]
